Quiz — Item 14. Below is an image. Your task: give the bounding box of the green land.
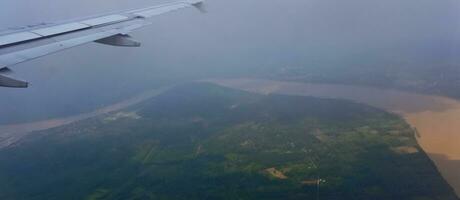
[0,83,457,200]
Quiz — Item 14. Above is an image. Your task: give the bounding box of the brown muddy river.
[1,79,459,196]
[208,78,460,196]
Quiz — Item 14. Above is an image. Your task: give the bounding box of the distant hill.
[0,83,457,200]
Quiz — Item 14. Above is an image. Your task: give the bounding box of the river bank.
[1,79,459,196]
[0,87,169,148]
[207,78,460,196]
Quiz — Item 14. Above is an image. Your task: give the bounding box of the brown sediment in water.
[1,79,459,196]
[404,108,460,160]
[404,108,460,196]
[206,78,460,197]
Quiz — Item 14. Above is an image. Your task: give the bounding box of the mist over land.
[1,0,460,123]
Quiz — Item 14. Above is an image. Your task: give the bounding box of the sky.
[1,0,460,124]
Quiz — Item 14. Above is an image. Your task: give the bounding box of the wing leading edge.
[0,0,205,88]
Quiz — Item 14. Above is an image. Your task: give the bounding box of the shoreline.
[207,78,460,197]
[1,78,459,196]
[0,87,169,149]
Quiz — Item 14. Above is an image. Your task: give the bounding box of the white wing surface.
[0,0,205,88]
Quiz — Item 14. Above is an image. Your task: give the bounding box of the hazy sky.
[1,0,460,123]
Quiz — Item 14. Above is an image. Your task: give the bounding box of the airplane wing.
[0,0,205,88]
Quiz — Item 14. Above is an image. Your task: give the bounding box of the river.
[0,87,169,148]
[1,79,459,196]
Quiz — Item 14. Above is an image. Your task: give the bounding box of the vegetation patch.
[0,83,456,200]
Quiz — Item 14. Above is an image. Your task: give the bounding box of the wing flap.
[0,31,116,68]
[0,32,42,47]
[31,23,90,37]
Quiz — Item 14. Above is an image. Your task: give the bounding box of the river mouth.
[207,78,460,197]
